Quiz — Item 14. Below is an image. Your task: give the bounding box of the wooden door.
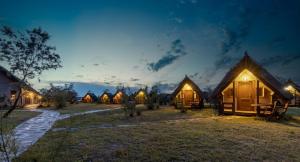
[183,90,193,106]
[237,81,254,111]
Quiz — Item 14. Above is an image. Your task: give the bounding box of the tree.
[147,85,160,110]
[0,26,62,117]
[40,83,77,109]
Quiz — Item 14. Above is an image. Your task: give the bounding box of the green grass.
[45,103,122,114]
[0,110,41,133]
[15,106,300,161]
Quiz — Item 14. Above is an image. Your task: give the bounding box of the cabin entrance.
[183,90,193,106]
[237,81,255,112]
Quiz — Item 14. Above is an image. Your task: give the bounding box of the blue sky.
[1,0,300,96]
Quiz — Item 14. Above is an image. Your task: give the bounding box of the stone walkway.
[1,108,120,161]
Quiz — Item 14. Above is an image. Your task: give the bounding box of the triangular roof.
[285,79,300,92]
[171,75,202,98]
[82,91,98,101]
[0,65,41,95]
[134,88,147,97]
[99,91,113,99]
[112,89,126,98]
[211,52,291,100]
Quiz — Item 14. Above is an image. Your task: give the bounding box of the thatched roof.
[82,92,98,102]
[210,52,291,100]
[171,75,202,98]
[0,65,41,95]
[285,79,300,92]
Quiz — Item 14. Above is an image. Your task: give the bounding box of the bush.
[123,101,136,117]
[54,93,67,109]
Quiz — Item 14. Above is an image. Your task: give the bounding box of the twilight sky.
[1,0,300,96]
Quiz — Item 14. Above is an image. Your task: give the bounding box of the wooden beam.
[232,82,235,114]
[256,80,260,115]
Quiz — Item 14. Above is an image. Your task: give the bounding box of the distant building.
[99,92,113,104]
[284,79,300,106]
[134,89,147,104]
[82,92,98,103]
[172,75,203,108]
[112,89,126,104]
[0,65,42,107]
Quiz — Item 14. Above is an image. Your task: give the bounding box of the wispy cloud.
[130,78,140,82]
[260,54,300,67]
[199,6,254,83]
[93,63,99,66]
[147,39,187,72]
[75,74,84,78]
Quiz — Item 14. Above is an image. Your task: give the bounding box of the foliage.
[147,85,160,110]
[0,96,18,162]
[121,87,137,117]
[0,26,62,117]
[40,84,77,109]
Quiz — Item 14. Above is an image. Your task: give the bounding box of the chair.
[269,101,289,120]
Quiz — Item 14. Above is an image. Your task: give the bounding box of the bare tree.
[0,26,62,118]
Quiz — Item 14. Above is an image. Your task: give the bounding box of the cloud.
[260,54,300,67]
[75,75,84,78]
[130,78,140,82]
[198,6,254,83]
[80,65,85,68]
[133,65,139,69]
[147,39,187,72]
[189,72,199,79]
[93,63,99,66]
[269,36,286,47]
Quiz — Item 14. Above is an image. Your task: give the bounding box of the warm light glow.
[138,91,144,95]
[29,92,34,97]
[236,69,255,82]
[285,85,293,91]
[182,84,193,90]
[241,74,249,81]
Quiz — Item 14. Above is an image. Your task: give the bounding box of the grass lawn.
[0,110,41,133]
[16,106,300,161]
[45,103,122,114]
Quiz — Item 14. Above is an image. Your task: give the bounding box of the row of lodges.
[0,53,299,114]
[81,53,300,116]
[82,89,149,104]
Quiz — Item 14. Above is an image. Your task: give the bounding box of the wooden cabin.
[172,76,203,108]
[135,89,147,104]
[0,65,42,107]
[99,92,113,104]
[112,90,125,104]
[82,92,98,103]
[284,79,300,106]
[211,53,291,115]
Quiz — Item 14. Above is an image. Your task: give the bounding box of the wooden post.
[256,80,260,116]
[232,82,235,114]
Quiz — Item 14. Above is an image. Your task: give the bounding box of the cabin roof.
[171,75,202,98]
[0,65,41,95]
[82,92,98,101]
[112,89,126,98]
[210,52,292,100]
[99,92,113,99]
